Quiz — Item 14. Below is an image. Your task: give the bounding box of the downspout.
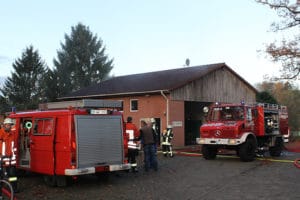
[160,90,169,126]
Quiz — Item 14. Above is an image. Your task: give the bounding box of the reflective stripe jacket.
[162,129,173,145]
[0,128,17,164]
[125,122,141,150]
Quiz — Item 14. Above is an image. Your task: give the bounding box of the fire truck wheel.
[202,145,217,160]
[238,137,257,162]
[56,175,69,187]
[269,137,283,157]
[43,175,57,187]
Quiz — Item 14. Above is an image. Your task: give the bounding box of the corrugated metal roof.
[60,63,256,99]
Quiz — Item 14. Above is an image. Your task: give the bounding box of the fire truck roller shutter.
[74,115,125,168]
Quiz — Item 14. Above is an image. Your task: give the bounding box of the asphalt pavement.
[15,148,300,200]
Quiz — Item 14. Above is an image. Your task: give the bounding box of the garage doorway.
[140,117,161,145]
[184,101,211,145]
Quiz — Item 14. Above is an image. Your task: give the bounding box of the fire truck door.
[19,119,33,168]
[30,118,55,174]
[245,108,255,131]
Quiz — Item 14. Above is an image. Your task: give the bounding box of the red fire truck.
[8,99,130,186]
[196,102,289,162]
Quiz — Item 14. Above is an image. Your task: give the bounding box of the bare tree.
[257,0,300,80]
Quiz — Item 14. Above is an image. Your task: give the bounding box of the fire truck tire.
[202,145,217,160]
[56,175,69,187]
[43,175,70,187]
[269,137,283,157]
[238,137,256,162]
[43,175,57,187]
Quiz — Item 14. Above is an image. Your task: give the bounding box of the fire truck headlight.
[8,177,17,182]
[228,139,237,145]
[197,138,205,144]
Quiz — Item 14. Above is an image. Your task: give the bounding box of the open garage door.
[184,101,211,145]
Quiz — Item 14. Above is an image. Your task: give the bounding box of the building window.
[118,100,124,111]
[130,99,138,112]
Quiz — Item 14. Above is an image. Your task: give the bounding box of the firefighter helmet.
[150,118,156,123]
[167,125,172,129]
[3,118,14,125]
[127,116,132,123]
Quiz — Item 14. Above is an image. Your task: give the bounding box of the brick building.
[60,63,257,147]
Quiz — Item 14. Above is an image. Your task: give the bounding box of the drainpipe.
[160,90,169,126]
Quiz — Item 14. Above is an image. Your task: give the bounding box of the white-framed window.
[130,99,138,112]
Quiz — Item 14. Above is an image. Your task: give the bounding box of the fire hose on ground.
[173,148,300,166]
[294,158,300,169]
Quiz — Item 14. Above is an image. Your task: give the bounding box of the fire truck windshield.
[210,106,244,121]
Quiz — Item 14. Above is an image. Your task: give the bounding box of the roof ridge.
[112,62,226,79]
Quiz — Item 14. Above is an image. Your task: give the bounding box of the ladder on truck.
[257,103,287,113]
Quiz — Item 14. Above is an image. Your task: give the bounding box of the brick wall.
[105,94,185,147]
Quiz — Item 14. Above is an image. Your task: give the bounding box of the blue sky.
[0,0,292,86]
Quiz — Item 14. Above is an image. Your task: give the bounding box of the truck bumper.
[109,163,131,171]
[65,167,95,176]
[196,137,242,145]
[65,163,131,176]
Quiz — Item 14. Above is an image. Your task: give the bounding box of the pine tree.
[43,68,59,102]
[0,46,47,110]
[54,23,113,97]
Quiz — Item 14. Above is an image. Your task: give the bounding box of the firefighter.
[125,116,140,172]
[162,125,174,157]
[0,118,18,192]
[150,118,160,152]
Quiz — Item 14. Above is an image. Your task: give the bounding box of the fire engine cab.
[8,99,130,186]
[196,102,289,162]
